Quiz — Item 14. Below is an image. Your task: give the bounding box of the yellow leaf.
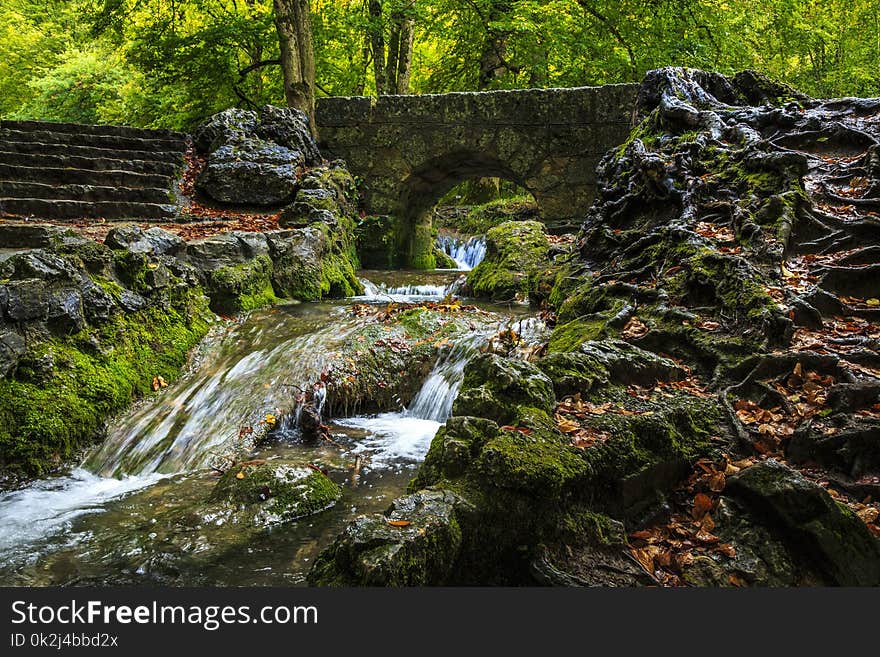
[867,298,879,307]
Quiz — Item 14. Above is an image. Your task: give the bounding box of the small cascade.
[436,235,487,270]
[406,334,485,422]
[335,330,490,466]
[357,275,465,302]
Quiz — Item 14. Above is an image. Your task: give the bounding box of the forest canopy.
[2,0,879,130]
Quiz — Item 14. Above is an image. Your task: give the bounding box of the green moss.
[547,318,608,352]
[0,290,212,478]
[466,220,550,302]
[436,196,538,235]
[311,212,363,298]
[356,215,400,269]
[207,255,277,314]
[407,221,437,270]
[211,462,341,522]
[93,276,125,301]
[577,393,722,510]
[433,247,458,269]
[556,509,627,546]
[477,423,589,495]
[684,249,777,320]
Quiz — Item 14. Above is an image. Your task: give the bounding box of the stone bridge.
[316,84,638,267]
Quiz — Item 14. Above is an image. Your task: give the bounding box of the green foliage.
[1,0,878,127]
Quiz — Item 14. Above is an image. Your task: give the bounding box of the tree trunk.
[478,1,514,90]
[385,15,401,93]
[369,0,388,95]
[273,0,316,135]
[395,13,414,94]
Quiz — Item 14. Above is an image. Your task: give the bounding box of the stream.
[0,235,539,586]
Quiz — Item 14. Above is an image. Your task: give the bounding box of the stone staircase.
[0,120,188,221]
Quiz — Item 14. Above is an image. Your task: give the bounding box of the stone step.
[0,198,176,220]
[0,119,186,143]
[0,140,185,164]
[0,128,187,153]
[0,181,174,205]
[0,150,179,176]
[0,164,173,189]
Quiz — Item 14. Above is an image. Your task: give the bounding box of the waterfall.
[436,235,487,270]
[334,331,488,466]
[406,335,484,422]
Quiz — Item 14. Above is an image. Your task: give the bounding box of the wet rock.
[726,459,880,586]
[278,188,341,229]
[204,255,276,315]
[105,226,186,257]
[80,279,118,324]
[0,329,26,377]
[0,224,65,249]
[211,461,341,527]
[418,416,500,482]
[308,489,466,586]
[2,279,47,322]
[185,234,249,271]
[266,228,326,300]
[46,287,85,333]
[118,290,148,313]
[8,250,79,283]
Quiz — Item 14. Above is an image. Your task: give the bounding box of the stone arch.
[396,149,538,269]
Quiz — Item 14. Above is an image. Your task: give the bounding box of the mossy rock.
[206,254,277,314]
[211,461,342,526]
[726,459,880,586]
[308,489,466,586]
[465,220,550,302]
[433,247,458,269]
[452,352,555,425]
[0,289,213,480]
[477,418,590,496]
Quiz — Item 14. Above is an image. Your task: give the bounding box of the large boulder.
[452,352,556,424]
[194,105,322,206]
[196,139,305,206]
[726,459,880,586]
[465,220,550,302]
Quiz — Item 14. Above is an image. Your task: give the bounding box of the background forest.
[2,0,879,130]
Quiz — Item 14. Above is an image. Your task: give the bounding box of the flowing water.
[436,234,487,271]
[0,245,545,586]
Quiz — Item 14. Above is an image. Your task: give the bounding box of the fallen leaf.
[692,492,714,519]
